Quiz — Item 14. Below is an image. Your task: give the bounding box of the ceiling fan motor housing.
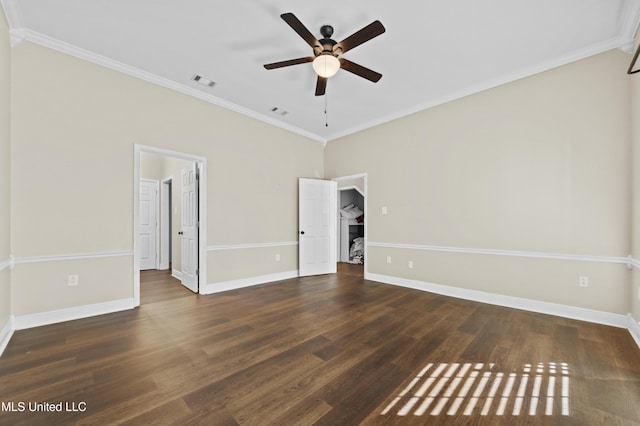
[317,26,338,57]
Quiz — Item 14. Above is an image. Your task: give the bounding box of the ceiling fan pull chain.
[325,93,329,127]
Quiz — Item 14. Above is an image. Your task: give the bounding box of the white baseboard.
[172,269,183,282]
[627,314,640,348]
[202,270,299,295]
[367,273,630,329]
[12,298,135,330]
[0,317,14,357]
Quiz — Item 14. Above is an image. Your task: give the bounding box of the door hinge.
[196,269,200,276]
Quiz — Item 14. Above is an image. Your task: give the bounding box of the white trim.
[367,273,629,329]
[336,185,364,197]
[207,241,298,251]
[325,36,629,141]
[9,27,25,47]
[0,0,23,29]
[201,270,298,295]
[619,0,640,53]
[0,6,635,143]
[18,29,325,144]
[0,257,10,271]
[332,173,368,182]
[627,314,640,349]
[12,251,133,265]
[159,177,172,270]
[368,242,629,265]
[628,256,640,270]
[172,268,183,282]
[12,298,135,330]
[0,316,14,357]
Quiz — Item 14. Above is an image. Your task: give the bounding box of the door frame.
[159,177,172,270]
[332,173,368,278]
[133,144,207,306]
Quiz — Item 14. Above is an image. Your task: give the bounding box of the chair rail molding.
[12,251,134,265]
[368,242,630,266]
[207,241,298,251]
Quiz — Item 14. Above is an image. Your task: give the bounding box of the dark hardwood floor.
[1,269,639,425]
[140,269,195,304]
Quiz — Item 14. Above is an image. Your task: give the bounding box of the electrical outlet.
[382,206,388,215]
[275,253,281,262]
[68,274,79,287]
[387,256,392,264]
[408,261,414,269]
[579,276,589,288]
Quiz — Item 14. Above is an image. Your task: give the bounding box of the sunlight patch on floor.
[381,362,569,417]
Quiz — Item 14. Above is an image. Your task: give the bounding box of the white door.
[299,178,337,276]
[139,180,158,270]
[181,164,198,292]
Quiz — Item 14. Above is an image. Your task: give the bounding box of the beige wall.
[326,49,632,314]
[0,8,11,330]
[4,26,639,324]
[10,42,323,316]
[140,151,165,181]
[631,40,640,322]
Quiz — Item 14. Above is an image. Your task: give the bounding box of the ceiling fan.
[264,13,386,96]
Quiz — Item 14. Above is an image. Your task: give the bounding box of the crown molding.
[8,27,25,47]
[5,2,638,144]
[18,29,327,145]
[325,36,629,142]
[619,0,640,53]
[0,0,22,29]
[0,0,26,46]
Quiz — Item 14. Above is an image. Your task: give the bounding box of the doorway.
[133,145,207,306]
[332,173,367,277]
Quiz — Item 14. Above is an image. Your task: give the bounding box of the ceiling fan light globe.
[312,55,340,78]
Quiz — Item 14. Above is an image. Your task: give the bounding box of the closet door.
[299,178,337,276]
[181,165,198,292]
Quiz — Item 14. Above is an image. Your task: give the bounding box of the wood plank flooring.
[1,270,639,425]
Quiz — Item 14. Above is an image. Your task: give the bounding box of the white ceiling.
[2,0,640,143]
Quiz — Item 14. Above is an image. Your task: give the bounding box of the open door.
[181,164,199,292]
[139,180,158,270]
[299,178,337,276]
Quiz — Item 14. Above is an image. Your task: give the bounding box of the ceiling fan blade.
[334,20,385,54]
[281,13,322,50]
[338,58,382,82]
[264,57,314,70]
[315,76,327,96]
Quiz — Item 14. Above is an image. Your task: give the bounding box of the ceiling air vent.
[192,74,215,87]
[270,107,288,116]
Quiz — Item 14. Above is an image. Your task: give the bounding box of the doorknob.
[300,231,305,235]
[178,231,183,235]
